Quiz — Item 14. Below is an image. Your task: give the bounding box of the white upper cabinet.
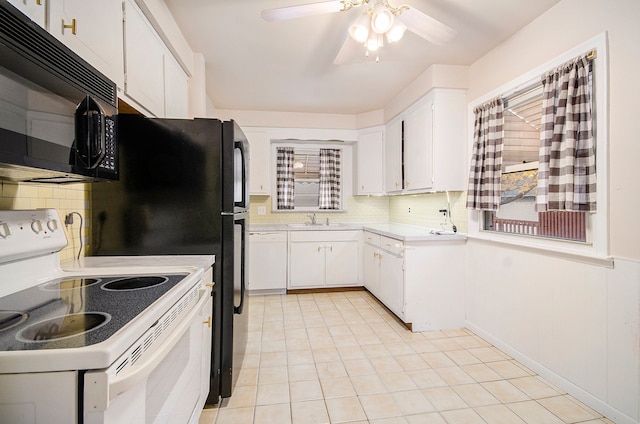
[164,53,189,118]
[123,0,165,117]
[243,130,271,196]
[430,89,467,191]
[48,0,124,88]
[384,118,403,193]
[403,98,434,191]
[356,127,385,195]
[6,0,46,28]
[123,0,190,118]
[384,88,467,194]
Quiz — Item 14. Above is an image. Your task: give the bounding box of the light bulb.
[386,20,406,43]
[366,32,383,52]
[348,13,370,43]
[370,3,394,34]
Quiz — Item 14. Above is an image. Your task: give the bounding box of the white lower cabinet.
[379,247,404,318]
[363,232,405,319]
[248,232,287,292]
[363,230,466,331]
[288,231,360,289]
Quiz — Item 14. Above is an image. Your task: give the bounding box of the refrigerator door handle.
[234,281,245,314]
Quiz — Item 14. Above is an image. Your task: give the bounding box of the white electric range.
[0,209,214,424]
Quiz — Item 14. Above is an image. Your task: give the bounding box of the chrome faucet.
[307,213,316,225]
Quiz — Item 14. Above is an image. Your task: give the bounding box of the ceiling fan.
[261,0,457,64]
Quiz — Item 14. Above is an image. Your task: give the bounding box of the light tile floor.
[199,291,613,424]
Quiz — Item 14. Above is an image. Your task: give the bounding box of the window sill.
[466,232,614,268]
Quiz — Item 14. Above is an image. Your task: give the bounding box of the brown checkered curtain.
[319,148,341,209]
[276,147,295,210]
[537,54,595,212]
[466,98,504,210]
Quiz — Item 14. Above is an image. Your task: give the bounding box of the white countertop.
[250,222,465,242]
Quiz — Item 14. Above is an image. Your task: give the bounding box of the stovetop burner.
[102,276,169,291]
[0,311,29,332]
[40,277,102,291]
[16,312,111,342]
[0,273,188,351]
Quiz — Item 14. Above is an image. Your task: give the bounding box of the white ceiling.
[164,0,560,115]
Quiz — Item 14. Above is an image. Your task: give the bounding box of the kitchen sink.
[287,223,349,228]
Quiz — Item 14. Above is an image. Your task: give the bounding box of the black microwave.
[0,0,118,183]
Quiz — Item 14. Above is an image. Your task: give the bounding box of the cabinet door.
[357,129,384,195]
[7,0,46,28]
[325,241,359,286]
[289,242,325,288]
[363,243,380,296]
[380,252,404,319]
[385,118,403,193]
[48,0,124,88]
[164,54,189,118]
[248,233,287,291]
[403,99,433,191]
[243,130,271,195]
[123,0,165,116]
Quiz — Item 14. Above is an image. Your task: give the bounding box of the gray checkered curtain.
[466,98,504,211]
[276,147,295,210]
[537,54,595,212]
[319,148,341,209]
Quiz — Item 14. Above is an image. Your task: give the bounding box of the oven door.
[83,286,211,424]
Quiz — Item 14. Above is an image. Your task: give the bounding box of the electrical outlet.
[257,206,266,216]
[408,207,411,214]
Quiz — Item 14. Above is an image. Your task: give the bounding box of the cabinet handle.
[36,0,42,5]
[63,18,77,35]
[378,254,384,260]
[405,180,410,187]
[202,316,212,328]
[318,246,322,253]
[205,283,214,288]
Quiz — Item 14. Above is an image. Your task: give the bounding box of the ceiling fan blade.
[333,34,361,65]
[398,7,457,45]
[261,1,345,22]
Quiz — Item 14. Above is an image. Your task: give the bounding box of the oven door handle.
[84,286,211,412]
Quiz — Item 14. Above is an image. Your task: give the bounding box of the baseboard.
[466,321,638,424]
[286,286,365,295]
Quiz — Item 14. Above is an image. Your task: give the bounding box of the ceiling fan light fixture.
[370,3,394,34]
[348,13,370,43]
[386,19,406,43]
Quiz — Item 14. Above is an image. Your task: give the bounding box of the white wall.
[465,0,640,422]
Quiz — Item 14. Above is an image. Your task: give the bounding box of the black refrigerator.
[90,114,249,404]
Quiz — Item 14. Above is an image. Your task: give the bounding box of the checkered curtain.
[466,97,504,211]
[276,147,295,210]
[536,54,595,212]
[319,148,341,209]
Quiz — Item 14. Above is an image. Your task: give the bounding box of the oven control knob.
[31,219,43,234]
[0,223,10,238]
[47,219,59,232]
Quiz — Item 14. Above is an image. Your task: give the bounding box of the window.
[272,144,344,211]
[482,86,587,242]
[467,33,609,260]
